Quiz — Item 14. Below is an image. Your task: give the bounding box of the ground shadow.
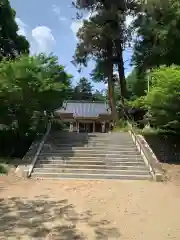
[0,196,120,239]
[143,133,180,164]
[35,131,106,169]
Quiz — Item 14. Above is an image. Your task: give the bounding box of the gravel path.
[0,177,180,239]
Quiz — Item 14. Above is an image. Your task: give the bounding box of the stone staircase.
[31,131,152,180]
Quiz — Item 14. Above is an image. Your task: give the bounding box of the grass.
[0,163,8,174]
[0,158,14,175]
[113,120,130,132]
[113,121,161,135]
[141,126,177,137]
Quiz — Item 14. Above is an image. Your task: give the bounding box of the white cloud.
[125,71,131,78]
[71,12,132,38]
[52,4,61,15]
[15,17,56,55]
[59,16,67,21]
[113,70,118,76]
[126,15,134,27]
[112,69,132,79]
[15,17,28,37]
[70,20,83,36]
[70,12,97,38]
[31,26,55,54]
[52,4,67,22]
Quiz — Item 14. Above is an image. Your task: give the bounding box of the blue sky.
[10,0,132,91]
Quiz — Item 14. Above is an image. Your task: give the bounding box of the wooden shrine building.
[54,100,113,133]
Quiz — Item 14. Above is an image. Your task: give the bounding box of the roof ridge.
[55,100,112,117]
[66,100,106,103]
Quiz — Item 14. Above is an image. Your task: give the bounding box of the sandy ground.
[0,173,180,240]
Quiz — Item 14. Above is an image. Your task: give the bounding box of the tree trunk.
[115,40,127,100]
[107,43,117,123]
[107,73,116,121]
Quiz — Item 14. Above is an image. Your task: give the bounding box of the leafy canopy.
[0,0,29,60]
[0,54,72,134]
[144,66,180,132]
[132,0,180,72]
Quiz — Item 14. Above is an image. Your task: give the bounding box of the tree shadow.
[0,196,120,239]
[143,133,180,164]
[35,131,106,171]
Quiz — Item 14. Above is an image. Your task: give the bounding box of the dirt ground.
[0,169,180,240]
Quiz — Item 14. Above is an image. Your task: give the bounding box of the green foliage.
[141,126,169,136]
[74,0,180,136]
[113,119,129,132]
[0,0,29,60]
[0,54,72,157]
[51,120,65,131]
[74,0,137,12]
[133,0,180,72]
[73,77,93,100]
[74,0,142,99]
[144,66,180,133]
[70,77,105,101]
[91,60,108,83]
[129,96,146,109]
[92,89,106,101]
[0,163,8,174]
[126,69,147,99]
[73,1,133,115]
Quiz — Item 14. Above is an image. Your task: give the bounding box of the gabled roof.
[55,100,111,118]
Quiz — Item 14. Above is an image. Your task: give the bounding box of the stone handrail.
[121,107,163,181]
[27,122,51,177]
[127,122,163,181]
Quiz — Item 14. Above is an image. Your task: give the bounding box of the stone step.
[41,151,140,156]
[44,145,138,150]
[31,172,151,180]
[39,152,141,157]
[49,139,133,143]
[49,133,131,137]
[48,135,132,140]
[31,131,151,181]
[48,137,105,140]
[38,155,143,161]
[46,143,136,148]
[38,159,145,165]
[35,163,148,171]
[48,142,134,146]
[33,167,149,175]
[42,148,139,153]
[50,132,129,136]
[49,137,133,141]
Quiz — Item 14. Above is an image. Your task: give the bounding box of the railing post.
[27,121,51,178]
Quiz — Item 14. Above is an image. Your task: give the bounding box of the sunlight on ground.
[0,178,180,239]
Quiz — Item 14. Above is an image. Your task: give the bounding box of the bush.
[145,66,180,133]
[51,120,66,131]
[114,119,129,132]
[0,129,36,158]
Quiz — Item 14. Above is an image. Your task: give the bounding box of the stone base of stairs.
[31,132,152,180]
[32,172,151,180]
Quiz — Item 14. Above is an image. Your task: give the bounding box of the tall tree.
[71,77,105,101]
[132,0,180,72]
[73,77,93,100]
[73,12,117,120]
[126,69,147,99]
[92,89,106,101]
[0,0,29,60]
[0,54,72,135]
[73,0,139,99]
